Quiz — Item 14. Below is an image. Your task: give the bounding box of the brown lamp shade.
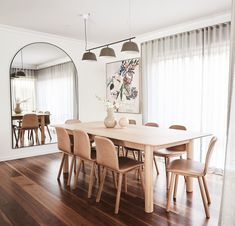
[82,51,97,61]
[121,40,139,53]
[99,47,116,58]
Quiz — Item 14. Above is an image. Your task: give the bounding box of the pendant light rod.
[86,37,136,52]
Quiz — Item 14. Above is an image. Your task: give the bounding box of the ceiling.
[11,43,69,68]
[0,0,231,44]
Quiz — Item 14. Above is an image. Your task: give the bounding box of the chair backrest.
[168,125,187,151]
[21,114,39,129]
[44,111,50,125]
[129,119,136,125]
[73,129,91,160]
[95,136,119,171]
[203,136,217,174]
[145,122,159,127]
[55,127,71,153]
[65,119,82,124]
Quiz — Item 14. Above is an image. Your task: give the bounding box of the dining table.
[56,121,211,213]
[12,112,49,145]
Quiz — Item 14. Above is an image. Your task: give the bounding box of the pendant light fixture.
[10,50,26,78]
[99,46,116,58]
[121,0,139,53]
[81,14,97,61]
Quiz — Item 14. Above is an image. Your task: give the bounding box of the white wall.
[0,25,106,161]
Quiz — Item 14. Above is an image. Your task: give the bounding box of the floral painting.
[106,58,140,113]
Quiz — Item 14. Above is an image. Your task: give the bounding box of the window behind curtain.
[141,23,230,171]
[10,68,36,112]
[36,61,78,124]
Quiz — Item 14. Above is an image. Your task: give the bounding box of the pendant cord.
[84,18,88,51]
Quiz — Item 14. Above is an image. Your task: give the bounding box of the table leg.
[40,116,45,144]
[144,145,153,213]
[186,140,194,192]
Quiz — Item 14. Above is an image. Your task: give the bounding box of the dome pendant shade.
[82,51,97,61]
[16,71,26,77]
[99,47,116,58]
[121,40,139,53]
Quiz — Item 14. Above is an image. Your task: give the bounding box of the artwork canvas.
[106,58,140,113]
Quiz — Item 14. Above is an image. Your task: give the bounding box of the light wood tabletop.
[55,121,211,213]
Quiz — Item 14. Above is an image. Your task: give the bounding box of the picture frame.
[106,58,140,113]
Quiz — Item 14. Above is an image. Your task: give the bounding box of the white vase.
[119,117,128,128]
[104,108,116,128]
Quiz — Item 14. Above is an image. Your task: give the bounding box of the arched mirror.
[10,42,78,149]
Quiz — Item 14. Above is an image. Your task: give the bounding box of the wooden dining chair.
[55,127,73,181]
[144,122,160,175]
[154,125,187,188]
[44,111,52,140]
[166,137,217,218]
[71,129,98,197]
[19,114,39,147]
[125,119,138,159]
[95,136,145,214]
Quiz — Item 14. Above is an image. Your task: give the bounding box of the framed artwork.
[106,58,140,113]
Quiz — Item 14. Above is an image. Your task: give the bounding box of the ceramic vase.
[104,108,116,128]
[14,103,22,114]
[119,117,128,128]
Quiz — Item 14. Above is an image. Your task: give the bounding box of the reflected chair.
[72,129,97,197]
[44,111,52,140]
[154,125,187,188]
[166,137,217,218]
[55,127,73,181]
[95,136,145,214]
[19,114,39,147]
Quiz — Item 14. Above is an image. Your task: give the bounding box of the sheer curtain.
[219,2,235,224]
[141,23,230,170]
[36,62,78,124]
[11,68,36,111]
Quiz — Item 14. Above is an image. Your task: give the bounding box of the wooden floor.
[0,153,222,226]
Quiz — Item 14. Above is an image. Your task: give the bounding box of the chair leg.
[74,158,82,186]
[166,173,175,212]
[202,176,211,204]
[115,173,123,214]
[35,129,39,145]
[139,166,145,194]
[74,157,76,173]
[165,157,170,189]
[82,160,86,174]
[88,162,95,198]
[67,156,75,186]
[198,176,210,218]
[124,173,127,193]
[57,153,66,180]
[173,175,179,201]
[96,167,107,203]
[46,125,52,140]
[153,156,160,175]
[132,150,136,160]
[112,171,117,189]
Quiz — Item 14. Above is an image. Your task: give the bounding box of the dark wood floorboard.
[0,153,222,226]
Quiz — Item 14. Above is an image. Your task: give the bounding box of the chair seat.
[154,148,185,157]
[118,157,143,173]
[168,159,205,177]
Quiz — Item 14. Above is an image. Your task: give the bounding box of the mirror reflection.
[10,42,78,149]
